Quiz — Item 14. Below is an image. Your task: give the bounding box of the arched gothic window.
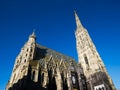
[84,54,89,66]
[24,59,26,63]
[27,48,29,52]
[72,76,76,84]
[31,71,35,81]
[31,48,32,52]
[41,73,44,83]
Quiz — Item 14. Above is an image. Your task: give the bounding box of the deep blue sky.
[0,0,120,89]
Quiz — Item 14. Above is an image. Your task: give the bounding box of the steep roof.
[35,43,77,69]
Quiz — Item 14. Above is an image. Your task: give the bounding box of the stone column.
[55,66,63,90]
[42,62,49,88]
[67,71,72,90]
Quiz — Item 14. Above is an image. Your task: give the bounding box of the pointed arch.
[84,54,89,66]
[31,71,35,81]
[41,73,44,83]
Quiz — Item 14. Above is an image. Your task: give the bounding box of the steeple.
[74,10,83,28]
[75,11,116,90]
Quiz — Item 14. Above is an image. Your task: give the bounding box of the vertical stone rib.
[55,64,63,90]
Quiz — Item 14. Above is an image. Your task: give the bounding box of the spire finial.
[32,29,36,36]
[33,29,35,33]
[74,10,77,17]
[29,29,36,39]
[74,10,83,28]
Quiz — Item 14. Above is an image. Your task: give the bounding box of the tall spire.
[74,10,83,28]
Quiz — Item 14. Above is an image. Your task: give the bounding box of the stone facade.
[74,11,115,90]
[6,11,116,90]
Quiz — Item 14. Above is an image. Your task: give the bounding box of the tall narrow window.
[24,59,26,63]
[17,60,19,63]
[72,76,76,84]
[41,73,44,83]
[32,71,35,81]
[30,54,32,57]
[31,48,32,52]
[84,54,89,66]
[27,48,29,52]
[13,73,16,82]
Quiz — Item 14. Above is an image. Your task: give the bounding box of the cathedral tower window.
[31,71,35,81]
[72,76,76,84]
[31,48,32,52]
[41,73,44,83]
[27,48,29,52]
[30,54,32,57]
[20,56,22,60]
[84,54,89,66]
[24,59,26,63]
[17,60,19,63]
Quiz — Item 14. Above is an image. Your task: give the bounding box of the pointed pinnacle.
[74,10,83,28]
[29,29,36,39]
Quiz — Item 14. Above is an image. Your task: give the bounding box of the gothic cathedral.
[6,11,116,90]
